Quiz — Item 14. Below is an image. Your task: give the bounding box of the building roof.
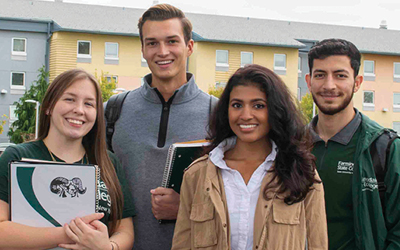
[1,0,400,55]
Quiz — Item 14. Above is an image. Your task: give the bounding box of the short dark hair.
[138,4,192,45]
[308,38,361,77]
[207,64,319,205]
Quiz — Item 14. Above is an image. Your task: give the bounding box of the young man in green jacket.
[306,38,400,249]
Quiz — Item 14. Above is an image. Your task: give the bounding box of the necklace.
[45,143,88,164]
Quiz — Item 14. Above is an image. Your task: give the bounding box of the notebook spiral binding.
[161,145,177,188]
[95,165,100,213]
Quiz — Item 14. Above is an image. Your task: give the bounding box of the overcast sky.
[42,0,400,31]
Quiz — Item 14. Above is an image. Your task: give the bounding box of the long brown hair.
[38,69,123,234]
[207,64,319,205]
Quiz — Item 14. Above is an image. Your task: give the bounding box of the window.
[297,88,301,101]
[216,82,226,88]
[106,76,118,83]
[241,52,253,67]
[393,122,400,134]
[105,42,118,59]
[364,60,375,76]
[216,50,229,66]
[77,40,91,58]
[9,105,17,124]
[10,72,25,89]
[274,54,286,70]
[141,52,148,67]
[363,91,374,106]
[216,50,229,71]
[394,93,400,108]
[298,57,302,73]
[12,38,27,55]
[394,63,400,78]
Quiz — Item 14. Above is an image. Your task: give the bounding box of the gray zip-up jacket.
[111,73,216,250]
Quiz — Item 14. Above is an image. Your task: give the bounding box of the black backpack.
[105,91,218,152]
[370,128,399,215]
[105,91,131,152]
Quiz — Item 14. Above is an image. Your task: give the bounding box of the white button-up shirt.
[209,136,277,250]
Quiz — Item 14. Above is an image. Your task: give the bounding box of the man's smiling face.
[141,18,193,84]
[306,55,362,116]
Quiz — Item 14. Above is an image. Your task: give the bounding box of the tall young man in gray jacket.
[109,4,216,250]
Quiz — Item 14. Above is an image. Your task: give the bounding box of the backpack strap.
[105,91,130,152]
[370,128,399,216]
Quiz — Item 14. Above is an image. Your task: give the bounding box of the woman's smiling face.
[228,84,270,145]
[48,78,97,142]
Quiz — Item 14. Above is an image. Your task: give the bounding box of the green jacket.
[354,113,400,249]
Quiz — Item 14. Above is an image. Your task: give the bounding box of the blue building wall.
[297,40,315,100]
[0,22,48,142]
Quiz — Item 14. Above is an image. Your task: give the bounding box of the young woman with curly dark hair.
[172,64,327,250]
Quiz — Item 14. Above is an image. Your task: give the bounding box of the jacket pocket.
[272,197,301,225]
[190,201,218,248]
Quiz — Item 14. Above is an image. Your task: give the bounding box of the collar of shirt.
[309,108,362,145]
[209,136,278,172]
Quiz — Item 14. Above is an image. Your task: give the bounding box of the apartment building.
[0,0,399,140]
[0,17,50,142]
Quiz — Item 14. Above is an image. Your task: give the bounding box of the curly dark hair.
[207,64,319,205]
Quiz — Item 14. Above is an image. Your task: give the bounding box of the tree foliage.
[95,70,117,102]
[208,85,225,99]
[0,115,7,135]
[300,93,317,123]
[8,66,49,143]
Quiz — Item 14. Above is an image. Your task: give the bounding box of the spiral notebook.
[9,159,99,250]
[161,140,210,194]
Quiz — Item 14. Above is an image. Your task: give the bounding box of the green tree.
[300,93,317,123]
[95,70,117,102]
[8,66,49,143]
[208,85,225,99]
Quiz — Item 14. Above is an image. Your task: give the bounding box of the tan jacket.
[172,155,328,250]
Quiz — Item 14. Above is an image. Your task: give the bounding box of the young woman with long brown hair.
[172,64,327,249]
[0,69,135,250]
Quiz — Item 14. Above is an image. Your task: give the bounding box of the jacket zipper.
[154,89,178,148]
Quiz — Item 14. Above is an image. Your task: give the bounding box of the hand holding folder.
[161,140,210,193]
[156,140,210,223]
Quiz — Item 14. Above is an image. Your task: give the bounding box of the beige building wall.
[189,42,299,96]
[354,54,400,128]
[49,32,150,90]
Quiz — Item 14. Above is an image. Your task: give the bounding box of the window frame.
[394,93,400,108]
[10,72,25,90]
[363,90,375,107]
[393,122,400,134]
[12,37,27,56]
[216,50,229,67]
[298,57,302,73]
[394,62,400,78]
[274,54,287,70]
[141,52,148,67]
[240,51,253,67]
[9,105,17,125]
[105,42,119,60]
[77,40,92,58]
[363,60,375,76]
[106,75,118,83]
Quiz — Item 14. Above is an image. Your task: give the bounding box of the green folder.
[161,141,210,194]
